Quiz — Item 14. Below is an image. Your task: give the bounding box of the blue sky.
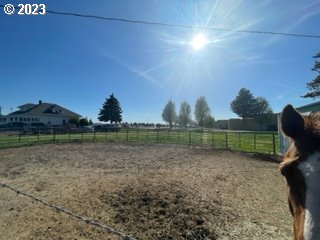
[0,0,320,123]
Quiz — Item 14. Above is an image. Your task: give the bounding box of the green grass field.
[0,129,279,154]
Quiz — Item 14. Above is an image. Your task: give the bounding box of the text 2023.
[17,4,46,15]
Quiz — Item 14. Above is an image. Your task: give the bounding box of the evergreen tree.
[230,88,256,125]
[98,94,123,123]
[302,52,320,99]
[231,88,273,127]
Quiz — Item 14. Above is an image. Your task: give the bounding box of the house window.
[10,117,13,121]
[23,118,26,121]
[15,117,17,121]
[27,118,30,122]
[19,118,22,121]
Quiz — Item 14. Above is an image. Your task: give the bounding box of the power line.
[47,11,320,39]
[2,4,320,39]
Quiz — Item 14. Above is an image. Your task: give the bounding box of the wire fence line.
[0,128,279,154]
[0,182,136,240]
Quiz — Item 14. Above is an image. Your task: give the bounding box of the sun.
[190,33,209,50]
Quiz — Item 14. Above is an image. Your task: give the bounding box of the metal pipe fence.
[0,128,279,154]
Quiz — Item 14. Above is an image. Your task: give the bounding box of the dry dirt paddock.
[0,143,292,240]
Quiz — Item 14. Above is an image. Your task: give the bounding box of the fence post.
[126,129,129,142]
[53,130,56,142]
[18,132,21,143]
[157,129,159,143]
[272,133,276,155]
[225,132,228,148]
[212,131,214,147]
[137,128,139,141]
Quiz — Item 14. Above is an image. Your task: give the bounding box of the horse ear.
[281,105,305,139]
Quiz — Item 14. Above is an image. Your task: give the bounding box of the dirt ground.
[0,143,292,240]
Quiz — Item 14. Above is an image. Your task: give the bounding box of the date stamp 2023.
[3,3,46,15]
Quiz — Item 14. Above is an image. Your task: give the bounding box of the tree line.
[162,89,273,129]
[162,96,214,129]
[97,51,319,127]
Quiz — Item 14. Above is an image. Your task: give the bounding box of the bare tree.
[178,101,191,128]
[162,99,176,129]
[194,96,210,129]
[204,115,215,128]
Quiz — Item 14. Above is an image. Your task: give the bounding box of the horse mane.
[304,113,320,136]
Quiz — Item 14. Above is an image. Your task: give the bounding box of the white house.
[0,100,81,126]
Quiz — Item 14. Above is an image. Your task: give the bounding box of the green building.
[296,101,320,113]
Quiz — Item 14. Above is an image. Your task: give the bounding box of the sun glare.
[190,33,208,50]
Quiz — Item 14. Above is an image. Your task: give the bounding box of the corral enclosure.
[0,143,291,239]
[0,128,279,154]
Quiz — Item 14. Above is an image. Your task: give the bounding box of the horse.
[280,104,320,240]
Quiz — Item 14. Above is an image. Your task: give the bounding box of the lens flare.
[190,33,209,50]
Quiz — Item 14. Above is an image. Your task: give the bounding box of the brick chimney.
[39,100,42,104]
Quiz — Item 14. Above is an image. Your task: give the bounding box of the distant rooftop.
[7,100,81,117]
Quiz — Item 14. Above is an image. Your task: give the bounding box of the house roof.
[17,103,37,109]
[8,102,81,118]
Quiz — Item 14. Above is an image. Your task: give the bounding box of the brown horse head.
[281,104,320,240]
